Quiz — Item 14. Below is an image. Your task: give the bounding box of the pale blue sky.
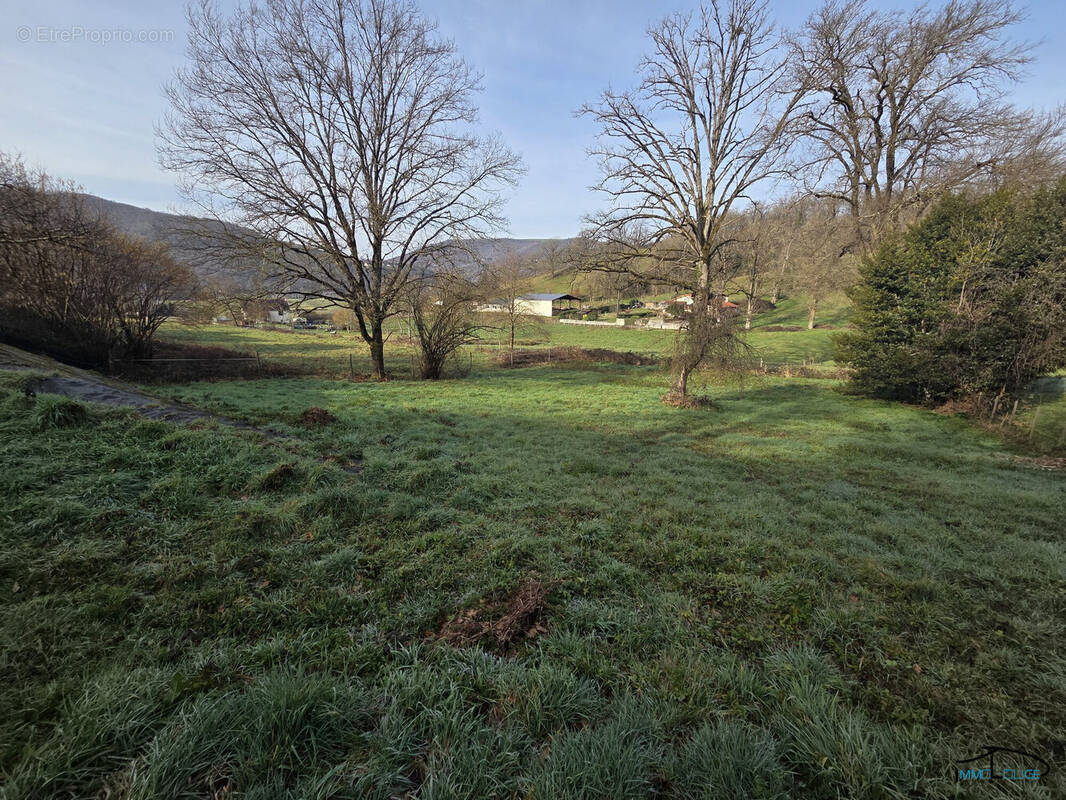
[2,0,1063,237]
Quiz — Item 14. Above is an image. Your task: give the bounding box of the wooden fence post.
[349,353,354,380]
[255,351,261,376]
[1029,405,1040,440]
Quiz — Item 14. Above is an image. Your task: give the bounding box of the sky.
[1,0,1064,238]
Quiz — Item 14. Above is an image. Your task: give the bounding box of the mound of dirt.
[934,398,982,417]
[300,407,336,426]
[661,391,719,409]
[431,579,548,648]
[497,347,659,368]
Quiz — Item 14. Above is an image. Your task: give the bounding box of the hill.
[79,193,579,280]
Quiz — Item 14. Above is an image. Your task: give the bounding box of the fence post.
[349,353,354,380]
[255,351,261,376]
[1028,405,1040,440]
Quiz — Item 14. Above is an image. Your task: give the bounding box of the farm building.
[266,299,292,324]
[479,293,583,317]
[671,293,739,311]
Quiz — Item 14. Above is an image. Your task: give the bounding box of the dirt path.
[2,344,362,471]
[1,343,266,432]
[30,375,262,429]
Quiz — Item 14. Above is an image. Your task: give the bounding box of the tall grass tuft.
[30,393,88,431]
[667,718,789,800]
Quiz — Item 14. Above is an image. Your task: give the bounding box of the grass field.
[155,294,845,381]
[2,328,1064,797]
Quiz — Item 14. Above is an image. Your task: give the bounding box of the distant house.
[265,299,292,324]
[478,292,583,317]
[671,293,739,311]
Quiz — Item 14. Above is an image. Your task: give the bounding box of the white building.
[478,293,582,317]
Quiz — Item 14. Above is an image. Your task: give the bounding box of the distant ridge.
[78,193,580,280]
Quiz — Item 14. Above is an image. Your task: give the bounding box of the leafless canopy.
[581,0,801,397]
[581,0,802,294]
[792,0,1066,251]
[160,0,522,378]
[0,153,193,364]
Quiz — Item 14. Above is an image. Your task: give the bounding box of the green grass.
[156,288,850,378]
[1016,376,1066,455]
[159,322,423,376]
[158,312,842,379]
[752,294,852,330]
[2,357,1064,797]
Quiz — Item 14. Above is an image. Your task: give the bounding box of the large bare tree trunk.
[672,364,690,397]
[745,271,759,330]
[807,302,817,330]
[369,321,386,381]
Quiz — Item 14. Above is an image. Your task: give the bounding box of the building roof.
[522,293,583,302]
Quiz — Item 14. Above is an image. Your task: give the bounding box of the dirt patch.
[431,579,548,649]
[661,391,719,409]
[933,397,982,417]
[256,462,297,490]
[300,407,336,426]
[496,347,659,368]
[1013,455,1066,470]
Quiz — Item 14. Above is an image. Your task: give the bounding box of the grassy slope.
[2,360,1064,798]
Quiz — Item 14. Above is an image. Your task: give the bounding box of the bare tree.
[482,254,540,363]
[728,206,773,331]
[408,270,483,379]
[792,0,1066,253]
[0,153,193,364]
[109,237,196,358]
[160,0,522,380]
[785,197,856,329]
[581,0,803,399]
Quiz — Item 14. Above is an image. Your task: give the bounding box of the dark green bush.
[836,181,1066,404]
